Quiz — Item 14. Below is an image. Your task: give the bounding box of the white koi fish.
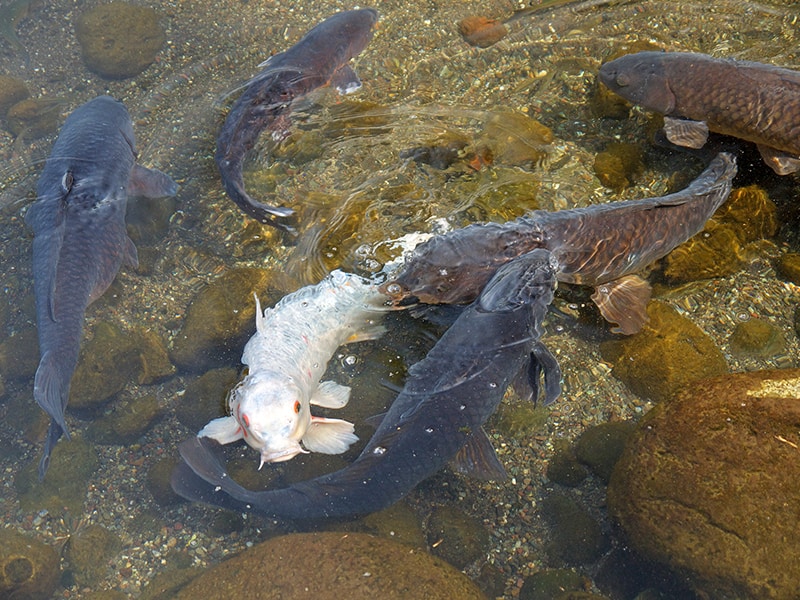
[198,270,386,467]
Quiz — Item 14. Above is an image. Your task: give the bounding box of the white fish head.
[228,372,311,466]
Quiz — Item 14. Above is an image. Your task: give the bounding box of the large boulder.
[608,369,800,600]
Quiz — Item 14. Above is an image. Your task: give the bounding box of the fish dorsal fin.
[128,164,179,198]
[197,416,244,445]
[451,427,507,481]
[663,116,709,149]
[757,144,800,175]
[331,64,362,94]
[304,416,358,454]
[311,380,351,409]
[591,274,652,335]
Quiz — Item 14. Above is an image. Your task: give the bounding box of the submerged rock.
[86,394,163,444]
[458,16,508,48]
[173,532,486,599]
[426,506,490,569]
[520,569,586,600]
[540,492,609,566]
[64,524,121,587]
[609,369,800,600]
[6,97,63,138]
[76,2,166,79]
[0,74,29,116]
[573,421,636,484]
[602,301,728,403]
[0,326,39,380]
[0,529,59,600]
[146,457,184,506]
[776,252,800,284]
[593,143,644,190]
[478,110,552,168]
[170,268,272,372]
[546,439,589,487]
[174,367,239,431]
[728,318,787,359]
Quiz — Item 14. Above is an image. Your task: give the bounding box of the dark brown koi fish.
[26,96,178,478]
[215,8,378,231]
[171,249,561,520]
[382,153,736,335]
[598,51,800,175]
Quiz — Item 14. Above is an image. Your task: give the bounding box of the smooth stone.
[608,369,800,599]
[173,531,486,599]
[602,301,728,403]
[0,529,59,600]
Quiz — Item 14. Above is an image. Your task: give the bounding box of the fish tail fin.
[33,351,71,439]
[38,418,66,480]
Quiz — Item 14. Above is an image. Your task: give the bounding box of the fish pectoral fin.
[344,323,387,344]
[311,380,352,408]
[451,428,507,481]
[757,144,800,175]
[516,342,563,406]
[591,274,652,335]
[331,64,362,95]
[303,417,358,454]
[197,416,244,445]
[663,116,709,149]
[128,164,179,198]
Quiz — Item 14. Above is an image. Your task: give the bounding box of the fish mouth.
[259,443,308,468]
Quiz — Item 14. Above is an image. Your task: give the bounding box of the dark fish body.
[172,249,561,520]
[598,51,800,174]
[26,96,178,478]
[384,153,736,334]
[215,8,378,229]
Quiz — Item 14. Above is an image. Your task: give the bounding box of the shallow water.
[0,0,798,597]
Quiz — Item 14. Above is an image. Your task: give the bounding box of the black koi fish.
[383,153,736,335]
[598,51,800,175]
[172,249,561,520]
[26,96,178,478]
[215,8,378,230]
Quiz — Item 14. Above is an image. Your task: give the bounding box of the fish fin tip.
[591,275,652,335]
[663,116,708,149]
[128,164,179,198]
[331,64,362,94]
[311,380,351,409]
[757,144,800,175]
[33,353,69,428]
[124,236,139,269]
[451,428,507,481]
[303,417,358,454]
[345,323,387,344]
[197,416,244,444]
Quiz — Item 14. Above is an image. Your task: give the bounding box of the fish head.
[228,372,310,466]
[598,51,676,114]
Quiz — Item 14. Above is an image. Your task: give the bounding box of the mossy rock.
[85,394,163,444]
[64,524,121,587]
[546,439,588,487]
[173,532,486,599]
[728,319,786,359]
[76,2,166,79]
[608,369,800,599]
[714,185,777,244]
[541,492,609,565]
[478,110,552,168]
[0,326,39,380]
[0,74,29,116]
[593,143,644,190]
[776,252,800,284]
[426,505,491,569]
[662,220,744,283]
[573,421,636,484]
[146,456,184,506]
[6,97,63,137]
[170,268,273,372]
[604,301,727,403]
[16,436,99,516]
[0,529,59,600]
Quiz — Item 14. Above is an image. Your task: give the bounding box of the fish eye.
[293,401,301,414]
[616,73,630,87]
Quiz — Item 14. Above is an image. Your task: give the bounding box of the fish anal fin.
[303,417,358,454]
[128,164,179,198]
[757,144,800,175]
[197,416,245,445]
[331,64,362,95]
[451,427,507,481]
[663,116,709,149]
[311,380,351,409]
[591,274,652,335]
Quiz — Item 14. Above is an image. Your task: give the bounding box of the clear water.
[0,0,798,597]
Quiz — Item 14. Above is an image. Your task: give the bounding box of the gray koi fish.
[598,51,800,175]
[382,153,736,335]
[26,95,178,478]
[215,8,378,231]
[171,249,561,520]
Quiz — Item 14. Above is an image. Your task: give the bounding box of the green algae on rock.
[16,436,99,516]
[602,301,727,403]
[64,524,121,587]
[0,528,59,600]
[593,143,644,190]
[173,531,487,600]
[728,318,787,359]
[76,2,166,79]
[608,369,800,600]
[170,268,273,371]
